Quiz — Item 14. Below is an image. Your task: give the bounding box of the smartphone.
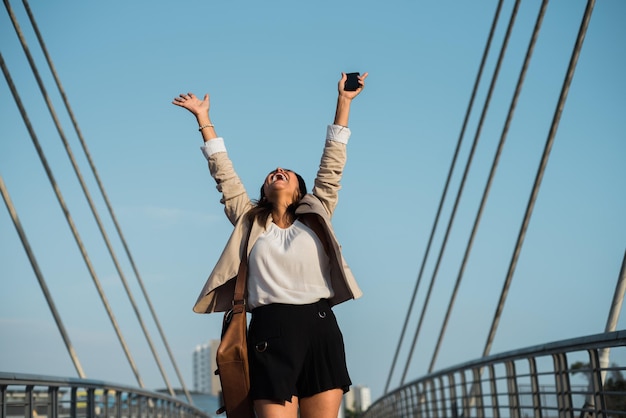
[344,72,361,91]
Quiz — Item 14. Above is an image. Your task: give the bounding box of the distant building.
[193,340,221,396]
[344,385,372,414]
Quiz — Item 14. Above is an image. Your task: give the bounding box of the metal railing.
[364,330,626,418]
[0,372,211,418]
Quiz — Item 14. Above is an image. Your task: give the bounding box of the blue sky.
[1,0,624,402]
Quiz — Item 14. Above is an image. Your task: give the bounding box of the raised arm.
[311,72,368,216]
[333,72,368,127]
[172,92,218,142]
[172,92,252,225]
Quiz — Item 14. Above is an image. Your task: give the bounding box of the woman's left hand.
[338,72,368,99]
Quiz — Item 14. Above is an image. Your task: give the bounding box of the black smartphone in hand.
[344,72,361,91]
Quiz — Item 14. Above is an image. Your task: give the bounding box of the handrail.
[364,330,626,417]
[0,372,211,418]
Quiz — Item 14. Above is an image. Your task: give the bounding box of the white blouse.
[247,220,333,310]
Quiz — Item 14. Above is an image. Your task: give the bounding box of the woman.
[172,71,367,418]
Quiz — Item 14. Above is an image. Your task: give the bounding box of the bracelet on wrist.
[198,123,214,131]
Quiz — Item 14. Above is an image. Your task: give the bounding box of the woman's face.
[263,167,300,203]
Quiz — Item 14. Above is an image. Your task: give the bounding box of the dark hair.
[246,170,307,225]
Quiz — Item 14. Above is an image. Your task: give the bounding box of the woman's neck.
[272,208,295,228]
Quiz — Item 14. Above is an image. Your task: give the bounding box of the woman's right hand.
[172,92,210,117]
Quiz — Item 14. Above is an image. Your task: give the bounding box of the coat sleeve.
[207,149,253,226]
[312,137,348,218]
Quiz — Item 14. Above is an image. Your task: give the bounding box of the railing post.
[424,381,431,417]
[135,394,141,418]
[588,348,607,413]
[128,392,132,418]
[87,387,95,418]
[437,376,447,417]
[527,357,542,418]
[471,366,485,418]
[552,353,573,418]
[25,385,34,418]
[408,386,415,417]
[48,386,58,418]
[70,387,77,418]
[125,391,131,417]
[149,396,156,417]
[447,372,458,418]
[505,361,520,418]
[157,397,163,417]
[408,382,417,416]
[0,385,5,418]
[425,381,433,418]
[487,365,500,418]
[115,391,122,418]
[102,389,110,418]
[460,370,471,417]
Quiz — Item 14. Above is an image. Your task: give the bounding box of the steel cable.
[400,0,522,386]
[482,0,597,359]
[383,0,505,394]
[3,0,149,388]
[428,0,549,373]
[0,162,86,378]
[0,51,143,387]
[20,0,192,402]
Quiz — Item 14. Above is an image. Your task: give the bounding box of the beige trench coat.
[193,130,363,313]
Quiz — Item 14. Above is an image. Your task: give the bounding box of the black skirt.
[247,299,352,402]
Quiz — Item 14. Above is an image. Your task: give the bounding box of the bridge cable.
[599,249,626,384]
[482,0,597,360]
[400,0,522,386]
[428,0,549,373]
[0,167,86,378]
[21,0,193,402]
[383,0,505,394]
[3,0,147,388]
